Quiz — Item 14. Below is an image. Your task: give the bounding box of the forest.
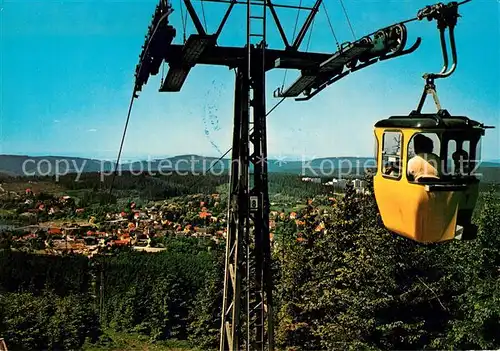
[0,176,499,350]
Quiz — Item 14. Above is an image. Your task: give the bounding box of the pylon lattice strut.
[220,0,273,349]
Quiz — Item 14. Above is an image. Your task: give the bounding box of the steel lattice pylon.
[220,0,273,349]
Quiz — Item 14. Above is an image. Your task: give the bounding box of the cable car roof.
[375,112,488,131]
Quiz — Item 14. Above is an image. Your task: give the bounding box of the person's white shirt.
[407,153,440,181]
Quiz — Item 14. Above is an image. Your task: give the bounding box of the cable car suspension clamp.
[412,1,468,116]
[413,76,442,115]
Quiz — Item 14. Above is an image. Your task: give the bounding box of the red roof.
[48,228,62,235]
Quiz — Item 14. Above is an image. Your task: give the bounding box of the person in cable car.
[452,148,469,175]
[407,133,441,182]
[384,161,399,177]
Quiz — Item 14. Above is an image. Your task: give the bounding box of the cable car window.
[373,134,379,175]
[473,139,482,173]
[447,138,474,176]
[446,140,457,175]
[407,132,441,182]
[382,131,402,179]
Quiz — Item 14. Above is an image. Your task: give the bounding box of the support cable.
[109,92,136,196]
[292,0,303,41]
[281,0,304,90]
[194,96,286,179]
[109,2,174,197]
[306,15,315,51]
[200,0,208,32]
[160,62,165,86]
[184,8,189,41]
[281,0,302,89]
[321,2,340,50]
[339,0,356,40]
[179,0,188,42]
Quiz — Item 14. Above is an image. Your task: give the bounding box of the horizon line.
[1,153,499,164]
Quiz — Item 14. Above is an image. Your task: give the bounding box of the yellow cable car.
[373,1,494,243]
[373,111,490,243]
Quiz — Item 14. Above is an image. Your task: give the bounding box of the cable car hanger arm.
[417,0,471,80]
[408,0,472,115]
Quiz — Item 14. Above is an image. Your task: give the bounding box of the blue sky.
[1,0,499,162]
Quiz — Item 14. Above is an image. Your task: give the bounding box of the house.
[48,228,62,235]
[200,211,211,219]
[194,227,209,235]
[352,179,367,193]
[296,233,306,242]
[325,178,348,188]
[315,222,325,232]
[49,207,61,215]
[295,219,305,226]
[301,177,321,183]
[110,239,131,246]
[290,212,297,220]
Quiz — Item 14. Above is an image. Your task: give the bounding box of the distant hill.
[0,155,114,176]
[0,154,499,182]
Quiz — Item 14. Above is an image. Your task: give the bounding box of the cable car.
[373,1,494,243]
[373,111,490,243]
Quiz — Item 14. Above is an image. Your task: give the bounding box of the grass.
[1,181,65,195]
[83,330,200,351]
